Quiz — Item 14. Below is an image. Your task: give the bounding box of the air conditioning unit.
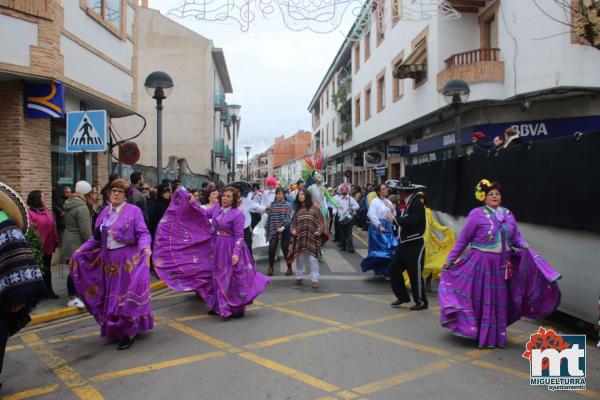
[363,151,384,167]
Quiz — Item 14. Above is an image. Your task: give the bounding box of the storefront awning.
[393,44,427,80]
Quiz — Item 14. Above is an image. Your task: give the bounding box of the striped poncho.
[265,200,293,242]
[288,205,325,260]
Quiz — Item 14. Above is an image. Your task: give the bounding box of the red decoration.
[119,142,140,165]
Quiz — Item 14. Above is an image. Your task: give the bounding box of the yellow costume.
[404,207,456,285]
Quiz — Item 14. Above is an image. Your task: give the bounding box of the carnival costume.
[0,182,47,383]
[209,202,270,317]
[439,179,561,348]
[71,203,154,342]
[333,183,359,253]
[360,195,397,277]
[301,151,339,219]
[155,188,269,318]
[153,188,215,307]
[390,179,428,309]
[403,202,456,287]
[288,205,325,285]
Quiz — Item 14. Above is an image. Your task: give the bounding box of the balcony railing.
[214,138,224,157]
[437,48,504,91]
[445,48,500,68]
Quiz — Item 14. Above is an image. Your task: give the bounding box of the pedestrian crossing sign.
[66,110,107,152]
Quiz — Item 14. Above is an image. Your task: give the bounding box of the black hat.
[395,177,423,192]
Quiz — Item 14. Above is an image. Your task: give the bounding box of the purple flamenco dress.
[439,206,561,348]
[71,203,154,341]
[153,188,215,308]
[211,205,270,318]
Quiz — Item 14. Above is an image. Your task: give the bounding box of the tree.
[534,0,600,49]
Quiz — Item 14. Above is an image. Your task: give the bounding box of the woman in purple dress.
[71,179,153,350]
[439,179,560,348]
[209,186,270,319]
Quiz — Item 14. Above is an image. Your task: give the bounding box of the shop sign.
[24,82,65,119]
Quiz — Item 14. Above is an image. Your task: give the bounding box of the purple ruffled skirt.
[439,247,560,348]
[72,246,154,341]
[212,235,270,318]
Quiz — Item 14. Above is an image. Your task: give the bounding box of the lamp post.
[442,79,470,157]
[228,104,241,182]
[245,145,251,181]
[144,71,174,184]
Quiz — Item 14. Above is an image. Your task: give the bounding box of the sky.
[148,0,356,158]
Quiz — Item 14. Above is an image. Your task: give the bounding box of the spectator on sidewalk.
[61,180,94,309]
[128,171,149,226]
[27,190,59,299]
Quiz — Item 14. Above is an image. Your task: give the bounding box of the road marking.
[335,390,361,399]
[321,250,356,273]
[89,351,227,382]
[355,248,368,258]
[2,384,61,400]
[244,327,342,350]
[168,321,231,350]
[14,314,94,338]
[5,344,24,352]
[351,328,453,357]
[349,312,414,328]
[351,294,390,305]
[275,293,342,306]
[353,232,368,247]
[269,275,371,281]
[238,352,342,393]
[47,331,99,344]
[352,359,458,395]
[20,333,103,399]
[272,306,349,328]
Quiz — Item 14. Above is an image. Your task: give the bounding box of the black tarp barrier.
[406,131,600,232]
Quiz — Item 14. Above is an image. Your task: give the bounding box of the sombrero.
[395,177,424,192]
[0,182,29,233]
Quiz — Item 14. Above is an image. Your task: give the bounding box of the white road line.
[355,248,368,259]
[321,249,357,273]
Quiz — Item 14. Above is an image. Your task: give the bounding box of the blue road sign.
[66,110,107,152]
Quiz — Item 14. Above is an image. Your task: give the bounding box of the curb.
[28,280,168,327]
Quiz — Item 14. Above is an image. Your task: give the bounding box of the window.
[332,119,336,144]
[354,44,360,73]
[479,0,500,51]
[354,95,361,127]
[326,88,329,109]
[391,0,400,25]
[391,50,404,102]
[86,0,122,29]
[326,124,329,146]
[376,69,386,112]
[374,0,385,46]
[364,84,372,121]
[364,31,371,61]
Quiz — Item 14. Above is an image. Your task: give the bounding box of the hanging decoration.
[169,0,461,39]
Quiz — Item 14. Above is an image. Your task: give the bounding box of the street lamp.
[229,104,241,182]
[442,79,470,157]
[144,71,174,184]
[245,145,251,181]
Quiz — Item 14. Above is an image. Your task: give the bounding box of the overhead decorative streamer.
[169,0,461,38]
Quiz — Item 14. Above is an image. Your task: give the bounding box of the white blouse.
[367,197,396,227]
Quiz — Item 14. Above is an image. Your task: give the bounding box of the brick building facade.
[0,0,137,202]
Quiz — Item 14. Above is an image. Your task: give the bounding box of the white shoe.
[67,298,85,309]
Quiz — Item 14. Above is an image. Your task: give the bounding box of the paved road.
[2,238,599,400]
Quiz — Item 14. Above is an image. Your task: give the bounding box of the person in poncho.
[439,179,561,348]
[0,182,47,390]
[288,188,326,289]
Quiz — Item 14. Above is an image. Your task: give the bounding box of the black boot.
[410,302,428,311]
[118,337,135,350]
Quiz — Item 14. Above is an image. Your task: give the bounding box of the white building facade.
[309,0,600,186]
[113,5,234,186]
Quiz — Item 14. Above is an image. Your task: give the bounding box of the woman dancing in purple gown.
[439,179,560,348]
[71,179,153,350]
[154,187,269,319]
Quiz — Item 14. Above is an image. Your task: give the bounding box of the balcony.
[437,48,504,91]
[214,91,225,111]
[214,138,224,157]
